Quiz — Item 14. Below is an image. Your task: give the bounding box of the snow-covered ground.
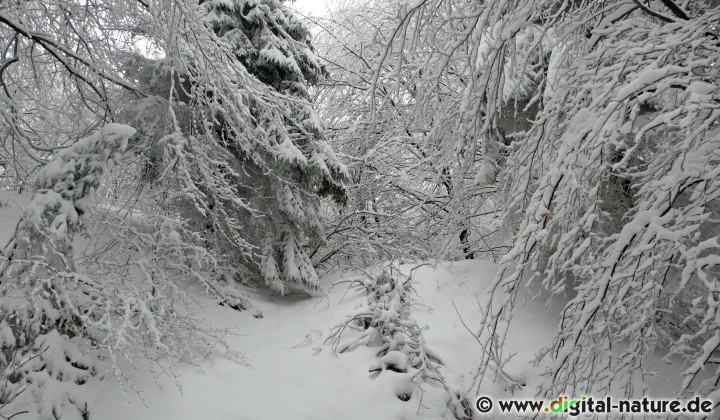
[86,261,519,420]
[84,259,683,420]
[0,191,683,419]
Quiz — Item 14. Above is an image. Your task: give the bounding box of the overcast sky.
[289,0,333,18]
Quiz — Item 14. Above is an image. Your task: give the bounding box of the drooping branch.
[657,0,690,20]
[0,12,146,98]
[631,0,675,22]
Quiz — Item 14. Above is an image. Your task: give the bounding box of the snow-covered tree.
[0,0,346,417]
[120,0,348,293]
[327,262,474,419]
[471,0,720,405]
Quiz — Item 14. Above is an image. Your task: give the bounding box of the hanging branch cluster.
[476,0,720,403]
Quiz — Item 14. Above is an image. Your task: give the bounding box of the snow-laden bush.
[0,124,239,419]
[0,124,133,418]
[327,262,473,419]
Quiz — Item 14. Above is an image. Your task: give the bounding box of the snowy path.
[88,260,558,420]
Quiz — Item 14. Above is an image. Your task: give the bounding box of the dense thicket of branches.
[309,0,512,267]
[313,0,720,409]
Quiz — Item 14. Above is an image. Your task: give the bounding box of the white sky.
[288,0,333,18]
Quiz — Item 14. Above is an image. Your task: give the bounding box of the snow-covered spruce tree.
[470,0,720,405]
[122,0,347,293]
[1,0,346,293]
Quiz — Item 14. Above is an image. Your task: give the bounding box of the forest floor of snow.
[0,191,684,419]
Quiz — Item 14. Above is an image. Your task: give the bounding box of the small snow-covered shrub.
[327,264,441,373]
[327,262,473,419]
